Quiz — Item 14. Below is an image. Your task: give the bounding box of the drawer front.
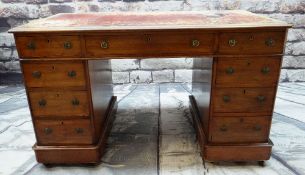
[35,119,93,145]
[29,91,90,117]
[215,57,281,87]
[213,88,275,113]
[85,32,214,57]
[16,35,81,58]
[22,62,86,88]
[210,116,270,143]
[218,32,285,54]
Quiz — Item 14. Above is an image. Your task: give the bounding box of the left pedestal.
[20,60,115,164]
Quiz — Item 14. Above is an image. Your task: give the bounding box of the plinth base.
[189,95,273,162]
[33,96,117,164]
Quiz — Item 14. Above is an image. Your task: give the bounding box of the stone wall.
[0,0,305,84]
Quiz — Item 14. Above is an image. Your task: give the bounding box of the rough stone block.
[287,29,305,42]
[279,0,305,14]
[286,69,305,82]
[0,48,13,61]
[175,69,192,83]
[279,69,288,82]
[89,4,99,12]
[1,0,24,3]
[141,58,193,70]
[0,18,10,32]
[0,5,39,19]
[7,18,28,28]
[0,62,6,72]
[285,41,305,55]
[11,49,19,60]
[0,33,15,47]
[152,70,174,83]
[213,0,285,13]
[39,5,52,18]
[111,59,140,71]
[112,72,130,84]
[4,61,21,72]
[48,5,75,14]
[267,13,305,28]
[123,0,145,2]
[282,56,305,68]
[50,0,72,3]
[130,70,152,83]
[25,0,48,4]
[140,1,184,11]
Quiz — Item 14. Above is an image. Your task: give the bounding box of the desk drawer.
[215,57,281,87]
[29,90,90,117]
[218,32,285,54]
[213,88,275,113]
[209,116,270,143]
[35,119,93,145]
[22,62,86,88]
[85,32,214,57]
[16,35,81,58]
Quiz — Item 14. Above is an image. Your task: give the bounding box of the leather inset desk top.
[9,10,290,33]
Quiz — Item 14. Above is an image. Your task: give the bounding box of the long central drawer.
[85,32,215,57]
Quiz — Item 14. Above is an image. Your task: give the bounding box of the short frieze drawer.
[218,31,286,54]
[15,35,81,58]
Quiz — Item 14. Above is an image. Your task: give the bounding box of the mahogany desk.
[9,11,291,165]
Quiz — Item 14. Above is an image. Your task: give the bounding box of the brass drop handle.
[257,95,266,103]
[265,38,275,47]
[253,124,262,131]
[38,99,47,107]
[101,40,109,49]
[191,39,200,47]
[32,71,41,79]
[228,39,237,47]
[220,125,228,132]
[226,67,234,74]
[67,70,76,77]
[261,66,270,74]
[71,98,80,106]
[75,128,84,134]
[63,41,72,49]
[27,41,36,50]
[223,95,230,103]
[44,128,52,135]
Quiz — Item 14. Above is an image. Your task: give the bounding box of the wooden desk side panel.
[191,57,213,135]
[87,60,113,142]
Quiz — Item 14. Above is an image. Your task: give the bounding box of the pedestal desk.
[9,11,291,165]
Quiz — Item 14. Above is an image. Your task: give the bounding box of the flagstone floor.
[0,83,305,175]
